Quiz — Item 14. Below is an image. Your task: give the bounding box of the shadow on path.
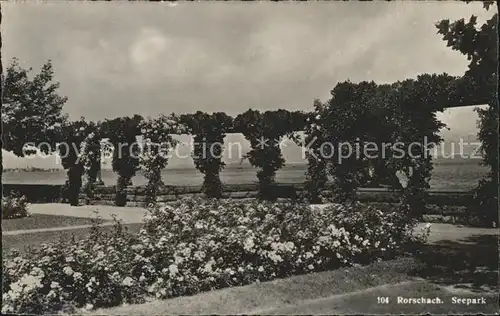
[409,234,499,293]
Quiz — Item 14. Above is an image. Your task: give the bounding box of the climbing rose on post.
[179,111,233,199]
[234,109,305,201]
[101,115,143,206]
[138,114,181,205]
[58,119,96,206]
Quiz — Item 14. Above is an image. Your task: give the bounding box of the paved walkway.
[27,203,148,223]
[3,204,149,236]
[4,203,498,241]
[418,222,498,244]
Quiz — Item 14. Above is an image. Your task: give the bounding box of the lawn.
[257,279,498,314]
[2,222,143,255]
[2,214,102,232]
[89,257,424,315]
[89,255,498,315]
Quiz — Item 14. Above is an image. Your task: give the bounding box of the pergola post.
[98,137,113,185]
[96,159,104,185]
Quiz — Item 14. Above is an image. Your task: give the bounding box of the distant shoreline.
[1,161,308,171]
[2,157,483,173]
[3,168,63,172]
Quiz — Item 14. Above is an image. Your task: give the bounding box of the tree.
[101,115,143,206]
[58,118,97,206]
[80,121,104,202]
[384,75,453,218]
[138,114,180,205]
[437,2,498,226]
[179,111,233,198]
[304,99,329,203]
[234,109,303,200]
[316,76,454,215]
[2,58,68,157]
[321,81,381,203]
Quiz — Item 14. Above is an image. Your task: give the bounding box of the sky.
[1,1,496,169]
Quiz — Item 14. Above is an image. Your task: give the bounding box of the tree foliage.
[312,74,458,215]
[138,114,180,205]
[234,109,306,200]
[80,122,104,201]
[179,111,233,198]
[2,58,68,157]
[57,118,98,206]
[437,3,498,226]
[323,81,380,202]
[383,75,454,216]
[101,115,143,206]
[303,99,329,203]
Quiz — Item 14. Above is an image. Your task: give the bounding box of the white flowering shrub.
[303,99,328,203]
[138,115,181,205]
[2,198,427,314]
[80,130,103,200]
[2,193,29,219]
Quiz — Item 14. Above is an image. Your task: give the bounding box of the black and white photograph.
[1,0,498,314]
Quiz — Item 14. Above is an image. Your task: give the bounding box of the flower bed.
[2,193,29,219]
[2,198,429,314]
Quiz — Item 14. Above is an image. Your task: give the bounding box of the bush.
[2,198,428,314]
[1,193,29,219]
[114,175,129,207]
[468,175,498,228]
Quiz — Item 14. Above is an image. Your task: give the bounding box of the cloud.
[1,1,496,168]
[130,28,168,65]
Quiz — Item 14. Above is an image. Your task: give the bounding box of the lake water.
[2,158,489,191]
